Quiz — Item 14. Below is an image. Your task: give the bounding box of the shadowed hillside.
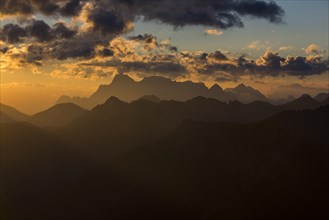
[110,105,329,219]
[314,92,329,102]
[0,103,29,123]
[28,103,88,127]
[52,94,328,160]
[1,101,328,219]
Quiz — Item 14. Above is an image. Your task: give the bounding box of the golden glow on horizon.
[1,66,328,114]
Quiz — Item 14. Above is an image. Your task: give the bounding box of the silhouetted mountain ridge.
[314,92,329,102]
[56,74,268,109]
[0,103,29,123]
[28,103,88,127]
[1,103,328,219]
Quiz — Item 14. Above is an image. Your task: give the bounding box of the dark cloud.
[60,0,83,16]
[118,61,187,77]
[99,48,115,57]
[236,54,257,68]
[128,34,156,44]
[199,52,209,60]
[257,50,285,70]
[187,50,328,79]
[1,20,77,45]
[25,20,53,42]
[234,0,284,23]
[0,0,33,15]
[1,0,285,61]
[0,23,27,43]
[200,63,237,75]
[34,0,59,15]
[106,0,284,29]
[83,59,187,78]
[1,0,284,30]
[208,51,229,61]
[128,34,179,52]
[0,46,9,53]
[88,10,127,35]
[51,39,95,60]
[282,56,328,76]
[52,22,77,39]
[0,0,84,17]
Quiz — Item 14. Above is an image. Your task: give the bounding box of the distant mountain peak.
[294,94,316,103]
[111,73,135,84]
[210,84,223,92]
[56,74,269,109]
[236,83,247,89]
[104,96,126,105]
[283,93,319,110]
[300,94,312,99]
[233,83,255,93]
[314,93,329,102]
[0,103,29,123]
[29,102,87,127]
[141,75,173,84]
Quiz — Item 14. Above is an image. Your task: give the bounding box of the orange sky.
[0,0,328,114]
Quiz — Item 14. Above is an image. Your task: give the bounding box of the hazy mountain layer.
[0,103,29,123]
[2,92,328,129]
[56,74,268,109]
[28,103,88,127]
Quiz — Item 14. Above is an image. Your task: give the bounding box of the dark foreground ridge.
[2,92,328,128]
[1,95,328,219]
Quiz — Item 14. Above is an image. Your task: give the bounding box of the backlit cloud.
[1,0,285,62]
[204,29,224,36]
[2,0,327,83]
[304,44,326,55]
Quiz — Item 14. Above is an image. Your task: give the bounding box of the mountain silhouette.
[46,94,327,162]
[139,95,161,103]
[314,92,329,102]
[2,104,328,220]
[28,103,88,127]
[56,74,268,109]
[225,83,267,103]
[110,105,329,219]
[281,94,325,110]
[0,103,29,123]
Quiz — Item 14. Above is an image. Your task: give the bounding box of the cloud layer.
[1,0,327,82]
[1,0,285,59]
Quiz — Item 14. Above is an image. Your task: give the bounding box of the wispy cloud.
[247,40,271,50]
[279,46,294,51]
[204,29,223,36]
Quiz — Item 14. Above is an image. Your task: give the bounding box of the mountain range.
[1,92,328,128]
[55,74,269,109]
[1,79,329,219]
[0,103,29,123]
[1,102,328,219]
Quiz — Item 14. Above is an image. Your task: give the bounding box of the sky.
[0,0,328,114]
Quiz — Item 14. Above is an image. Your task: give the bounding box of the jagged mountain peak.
[104,96,127,105]
[56,74,269,109]
[111,73,135,84]
[210,84,223,92]
[300,94,313,99]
